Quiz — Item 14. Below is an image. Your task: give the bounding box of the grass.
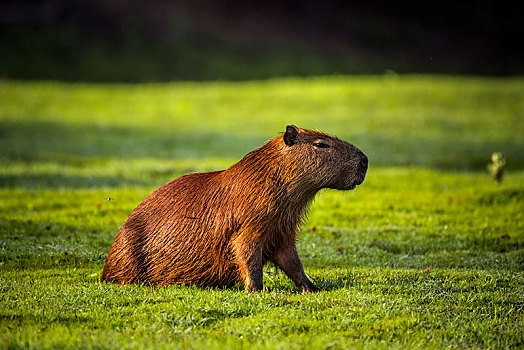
[1,76,523,348]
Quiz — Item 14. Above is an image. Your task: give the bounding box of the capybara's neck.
[222,136,319,224]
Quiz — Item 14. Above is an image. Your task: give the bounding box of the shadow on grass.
[0,119,262,161]
[2,119,524,172]
[0,174,152,189]
[351,132,524,171]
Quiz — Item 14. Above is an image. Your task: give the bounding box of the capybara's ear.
[284,125,299,146]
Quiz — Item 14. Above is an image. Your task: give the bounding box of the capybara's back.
[102,125,368,292]
[101,171,240,286]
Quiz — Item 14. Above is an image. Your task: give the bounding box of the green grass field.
[1,76,523,349]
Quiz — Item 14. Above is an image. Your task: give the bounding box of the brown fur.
[101,125,367,293]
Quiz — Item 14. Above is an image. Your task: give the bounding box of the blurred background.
[1,0,523,181]
[1,0,523,81]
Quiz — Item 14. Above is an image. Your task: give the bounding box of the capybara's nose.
[360,156,368,168]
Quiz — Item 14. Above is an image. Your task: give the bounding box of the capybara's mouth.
[348,180,361,190]
[358,169,367,184]
[349,172,367,190]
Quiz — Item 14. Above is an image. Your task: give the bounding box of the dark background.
[1,0,522,81]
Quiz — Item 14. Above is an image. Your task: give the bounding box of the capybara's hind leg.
[272,245,320,293]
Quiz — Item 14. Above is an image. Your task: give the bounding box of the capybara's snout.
[359,154,368,169]
[358,153,368,184]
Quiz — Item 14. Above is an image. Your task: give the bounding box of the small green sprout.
[487,152,506,184]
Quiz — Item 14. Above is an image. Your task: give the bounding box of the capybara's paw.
[245,278,263,292]
[302,285,321,294]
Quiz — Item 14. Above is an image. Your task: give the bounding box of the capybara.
[102,125,368,293]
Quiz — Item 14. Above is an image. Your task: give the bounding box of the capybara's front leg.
[272,245,320,293]
[231,236,263,292]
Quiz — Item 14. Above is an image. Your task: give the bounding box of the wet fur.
[102,126,367,292]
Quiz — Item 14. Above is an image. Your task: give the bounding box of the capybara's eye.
[313,141,330,148]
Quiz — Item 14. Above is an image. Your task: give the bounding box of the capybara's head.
[280,125,368,191]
